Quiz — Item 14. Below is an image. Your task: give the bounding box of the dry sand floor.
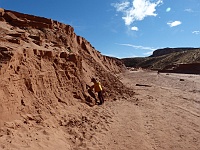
[95,70,200,150]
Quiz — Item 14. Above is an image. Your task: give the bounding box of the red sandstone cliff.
[0,8,132,121]
[0,8,134,149]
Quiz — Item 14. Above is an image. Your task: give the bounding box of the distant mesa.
[121,47,200,74]
[150,47,198,57]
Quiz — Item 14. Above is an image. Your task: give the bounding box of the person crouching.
[90,78,104,105]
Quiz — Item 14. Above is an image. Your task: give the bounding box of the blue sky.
[0,0,200,58]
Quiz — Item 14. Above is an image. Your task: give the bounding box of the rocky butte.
[0,8,134,149]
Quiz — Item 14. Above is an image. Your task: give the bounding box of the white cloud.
[131,26,139,31]
[112,2,130,12]
[114,43,160,57]
[116,43,156,51]
[113,0,163,26]
[102,53,118,58]
[192,31,200,34]
[184,8,193,13]
[167,21,182,27]
[144,50,154,56]
[166,7,171,12]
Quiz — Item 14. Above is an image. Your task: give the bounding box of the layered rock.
[160,63,200,74]
[0,8,132,128]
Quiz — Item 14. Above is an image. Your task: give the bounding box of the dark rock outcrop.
[150,47,198,57]
[160,63,200,74]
